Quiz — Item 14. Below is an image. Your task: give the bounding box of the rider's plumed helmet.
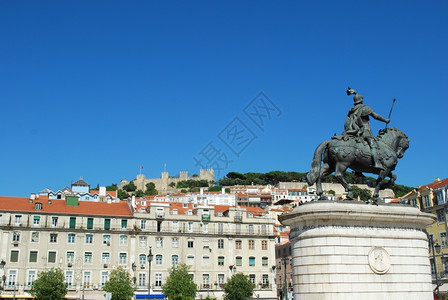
[353,94,363,105]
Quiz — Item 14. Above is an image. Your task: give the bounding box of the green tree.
[145,182,158,195]
[106,184,118,191]
[162,263,197,300]
[176,179,210,189]
[208,186,230,193]
[169,182,176,188]
[29,268,67,300]
[223,273,254,300]
[123,181,137,192]
[226,172,246,180]
[118,189,130,200]
[351,186,372,200]
[392,184,414,198]
[135,190,144,197]
[103,267,135,300]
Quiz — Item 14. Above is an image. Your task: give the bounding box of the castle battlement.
[121,169,215,193]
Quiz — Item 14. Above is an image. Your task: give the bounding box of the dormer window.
[34,202,42,210]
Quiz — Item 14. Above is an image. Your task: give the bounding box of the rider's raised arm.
[370,111,390,124]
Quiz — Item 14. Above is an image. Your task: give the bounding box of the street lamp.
[430,235,441,300]
[281,258,290,300]
[76,257,85,300]
[147,247,153,300]
[132,263,137,284]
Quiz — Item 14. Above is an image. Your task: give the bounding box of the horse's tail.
[306,141,330,185]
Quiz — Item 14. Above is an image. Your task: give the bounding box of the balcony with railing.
[234,215,243,222]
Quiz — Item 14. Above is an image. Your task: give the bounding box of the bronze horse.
[306,127,410,203]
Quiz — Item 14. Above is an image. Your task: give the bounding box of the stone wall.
[123,169,215,193]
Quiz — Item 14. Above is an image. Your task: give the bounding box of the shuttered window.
[48,251,56,263]
[69,217,76,229]
[249,257,256,266]
[87,218,93,229]
[10,250,19,262]
[29,251,38,263]
[104,219,111,230]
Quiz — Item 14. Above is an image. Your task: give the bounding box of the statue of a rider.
[343,87,390,170]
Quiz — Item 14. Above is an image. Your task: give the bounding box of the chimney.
[222,187,225,195]
[200,188,204,195]
[29,194,36,203]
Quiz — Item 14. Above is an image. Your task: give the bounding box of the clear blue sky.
[1,1,447,197]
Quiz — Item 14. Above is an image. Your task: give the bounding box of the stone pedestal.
[279,201,436,300]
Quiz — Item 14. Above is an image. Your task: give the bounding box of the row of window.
[8,215,129,230]
[11,232,269,250]
[6,215,269,235]
[9,249,270,267]
[10,249,130,265]
[5,269,270,290]
[5,269,110,288]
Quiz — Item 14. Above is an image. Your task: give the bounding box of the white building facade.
[0,195,277,299]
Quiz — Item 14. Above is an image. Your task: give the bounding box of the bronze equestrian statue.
[306,88,410,203]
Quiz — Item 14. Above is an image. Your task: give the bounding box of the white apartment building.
[152,188,236,206]
[0,194,277,299]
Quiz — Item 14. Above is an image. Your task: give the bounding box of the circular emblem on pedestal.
[368,247,390,274]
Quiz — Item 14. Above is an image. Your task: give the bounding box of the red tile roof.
[214,205,232,215]
[169,202,194,215]
[418,178,448,192]
[239,206,265,213]
[0,196,133,217]
[90,189,118,198]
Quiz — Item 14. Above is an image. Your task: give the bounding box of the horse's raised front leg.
[334,163,352,199]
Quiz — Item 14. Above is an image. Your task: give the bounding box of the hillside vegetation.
[217,171,414,198]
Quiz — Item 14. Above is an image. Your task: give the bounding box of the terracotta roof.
[416,178,448,193]
[239,206,265,213]
[270,208,283,212]
[247,194,271,198]
[90,190,118,198]
[214,205,232,215]
[0,196,132,217]
[169,202,194,215]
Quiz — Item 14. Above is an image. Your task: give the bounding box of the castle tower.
[161,172,169,192]
[199,169,215,182]
[180,171,188,181]
[135,174,146,191]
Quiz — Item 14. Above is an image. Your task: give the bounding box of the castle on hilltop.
[120,169,215,193]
